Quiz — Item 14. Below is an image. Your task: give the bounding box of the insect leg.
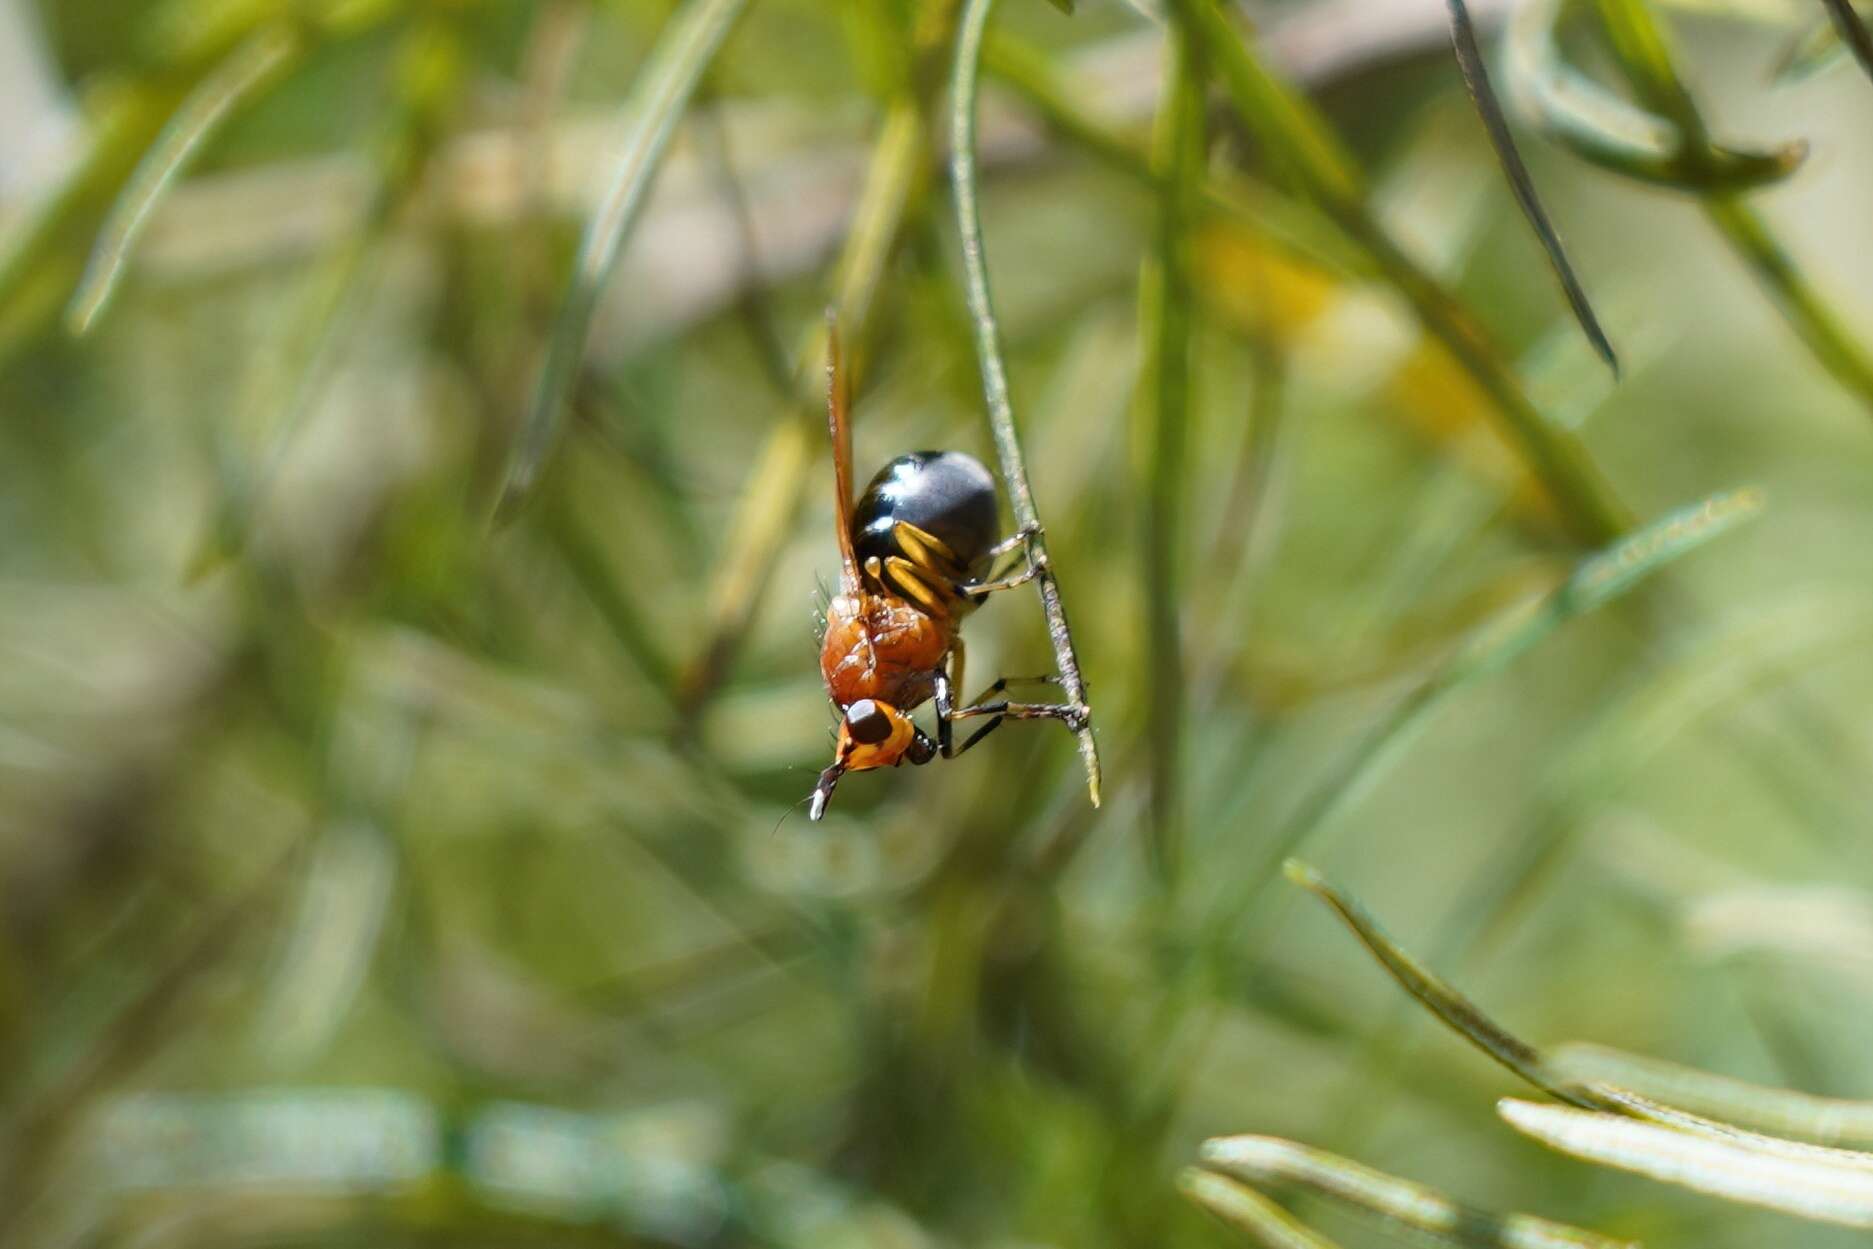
[982,522,1041,562]
[934,666,956,758]
[961,563,1040,598]
[963,525,1046,600]
[952,716,1004,756]
[951,675,1085,734]
[882,555,951,616]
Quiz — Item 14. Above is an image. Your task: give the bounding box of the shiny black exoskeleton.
[853,451,1000,581]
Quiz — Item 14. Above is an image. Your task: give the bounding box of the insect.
[809,319,1086,821]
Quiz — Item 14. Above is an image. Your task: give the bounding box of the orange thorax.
[820,590,953,712]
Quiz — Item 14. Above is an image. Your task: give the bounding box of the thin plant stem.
[501,0,751,515]
[1139,25,1206,882]
[67,26,301,335]
[1821,0,1873,84]
[1703,195,1873,406]
[949,0,1101,807]
[1169,0,1633,546]
[1445,0,1616,373]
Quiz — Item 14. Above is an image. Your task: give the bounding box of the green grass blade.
[1179,1169,1342,1249]
[1204,488,1760,936]
[1173,0,1631,547]
[68,26,301,336]
[1552,486,1762,616]
[1284,859,1592,1106]
[672,99,927,729]
[1167,0,1360,203]
[950,0,1101,808]
[501,0,750,514]
[1775,17,1847,83]
[1139,24,1206,880]
[1498,1099,1873,1227]
[1553,1043,1873,1147]
[1821,0,1873,85]
[1446,0,1616,373]
[1702,195,1873,411]
[1200,1135,1638,1248]
[1285,854,1873,1189]
[1587,0,1873,415]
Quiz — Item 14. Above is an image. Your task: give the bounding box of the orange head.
[808,699,934,820]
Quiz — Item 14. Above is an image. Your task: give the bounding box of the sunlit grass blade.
[951,0,1101,807]
[1552,1043,1873,1147]
[1286,856,1873,1187]
[1446,0,1615,373]
[1199,1135,1638,1248]
[1499,1098,1873,1227]
[67,26,300,336]
[501,0,750,514]
[1179,1168,1342,1249]
[1821,0,1873,84]
[1555,486,1762,612]
[1504,0,1805,191]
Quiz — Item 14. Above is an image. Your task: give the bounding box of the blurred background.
[4,0,1873,1244]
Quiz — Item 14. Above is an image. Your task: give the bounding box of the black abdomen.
[853,451,1000,577]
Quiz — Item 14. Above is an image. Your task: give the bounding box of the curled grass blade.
[951,0,1101,807]
[1199,1135,1638,1248]
[1446,0,1616,373]
[1179,1168,1342,1249]
[501,0,750,515]
[1505,0,1805,191]
[68,26,301,336]
[1499,1099,1873,1227]
[1589,0,1873,415]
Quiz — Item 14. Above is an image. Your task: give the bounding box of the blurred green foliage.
[5,0,1873,1245]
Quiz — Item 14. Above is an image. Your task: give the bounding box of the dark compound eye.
[845,699,893,745]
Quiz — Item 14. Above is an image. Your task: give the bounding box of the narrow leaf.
[1446,0,1617,373]
[1775,17,1847,83]
[501,0,750,513]
[1201,1135,1638,1248]
[1139,22,1206,878]
[1552,1043,1873,1148]
[1174,0,1633,547]
[1555,486,1762,615]
[1499,1098,1873,1227]
[1284,859,1592,1106]
[1204,488,1760,938]
[951,0,1102,807]
[1822,0,1873,82]
[68,26,300,335]
[1179,1169,1342,1249]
